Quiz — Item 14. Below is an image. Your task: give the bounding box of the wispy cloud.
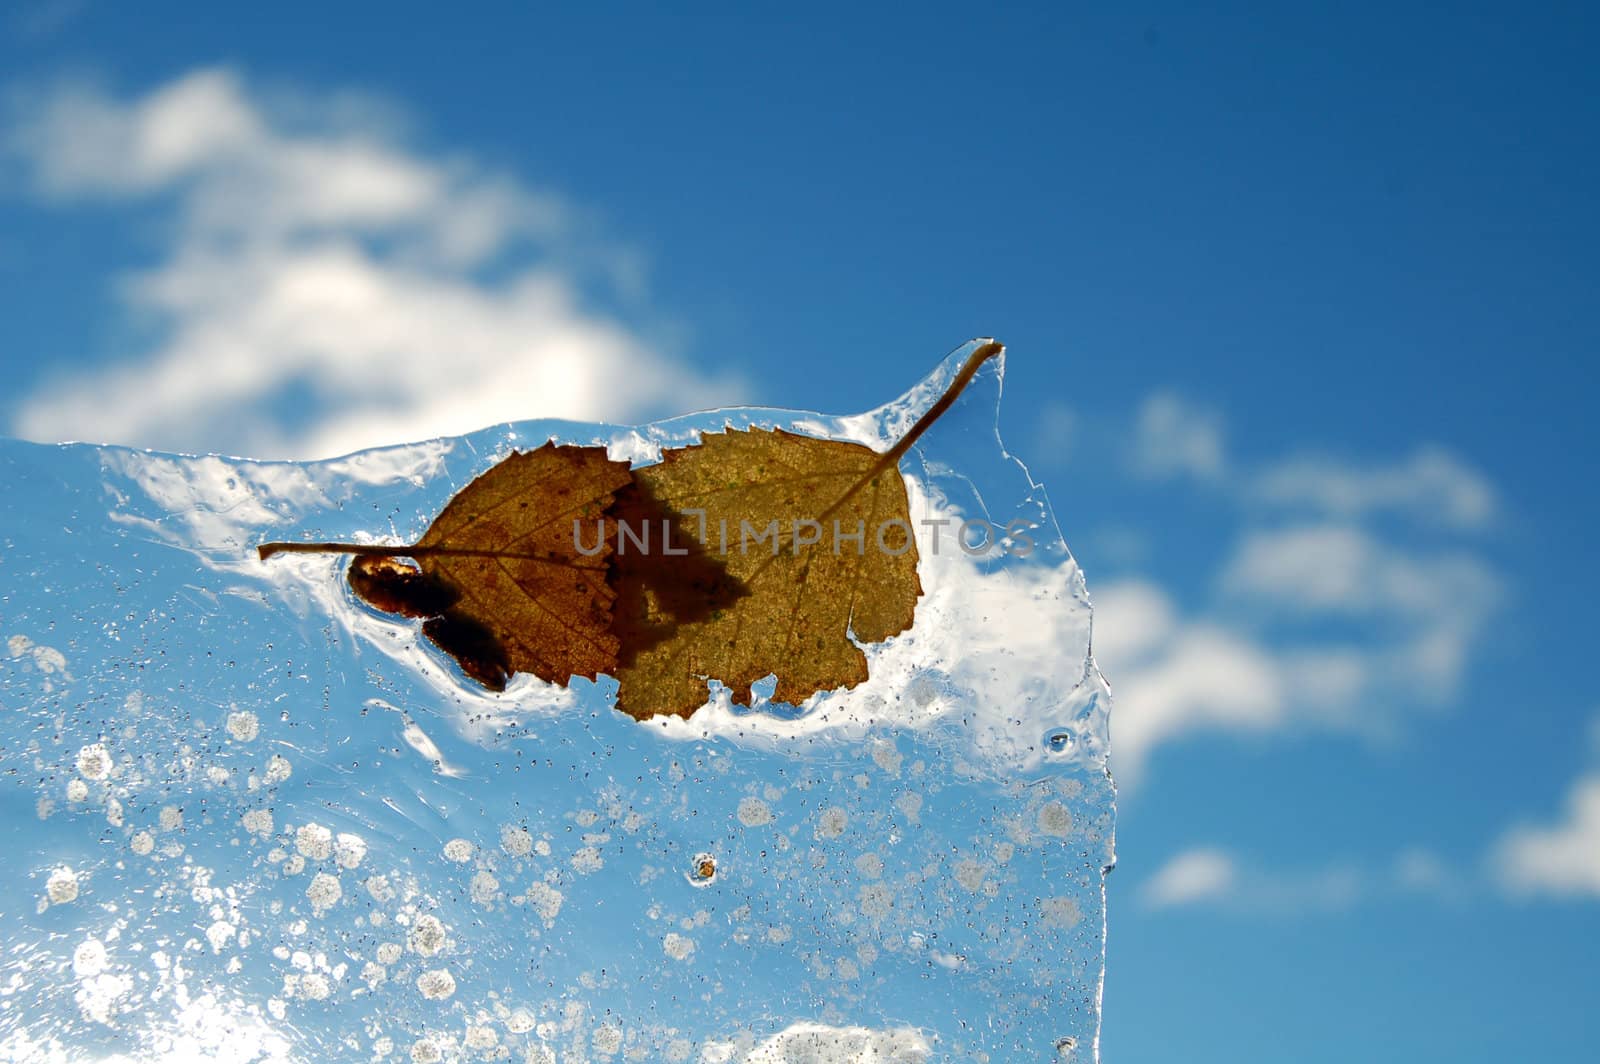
[1253,446,1496,530]
[1093,579,1287,780]
[1220,523,1501,701]
[1139,847,1237,908]
[1032,399,1077,466]
[1494,770,1600,899]
[4,68,741,458]
[1095,529,1500,785]
[1140,845,1461,912]
[1081,395,1503,785]
[1130,393,1225,480]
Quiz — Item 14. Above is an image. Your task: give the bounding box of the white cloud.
[1220,523,1501,702]
[1094,581,1285,781]
[1088,579,1176,666]
[1095,405,1505,784]
[1254,446,1495,529]
[1131,393,1224,480]
[1032,399,1076,465]
[1139,846,1454,912]
[1494,774,1600,898]
[1392,847,1460,897]
[4,68,740,458]
[1095,528,1500,784]
[1140,847,1237,909]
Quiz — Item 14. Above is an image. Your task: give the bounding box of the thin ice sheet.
[0,340,1113,1062]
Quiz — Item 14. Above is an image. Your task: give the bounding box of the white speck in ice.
[31,644,69,675]
[1037,801,1074,838]
[592,1023,622,1055]
[416,968,455,1000]
[500,825,533,856]
[264,754,292,784]
[158,805,183,832]
[242,809,274,837]
[296,823,333,859]
[662,932,695,960]
[334,832,366,869]
[1039,896,1082,928]
[442,838,473,863]
[871,742,904,776]
[571,846,603,874]
[857,884,893,919]
[469,871,499,906]
[206,921,236,952]
[736,797,773,827]
[226,710,259,742]
[76,744,112,781]
[376,942,403,965]
[72,938,108,977]
[46,866,80,904]
[66,779,89,802]
[954,859,987,892]
[815,807,849,839]
[75,971,131,1026]
[408,914,447,956]
[524,881,564,925]
[131,831,154,855]
[854,853,884,879]
[307,872,342,913]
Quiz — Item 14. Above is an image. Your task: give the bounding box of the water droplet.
[1045,730,1074,753]
[687,852,717,886]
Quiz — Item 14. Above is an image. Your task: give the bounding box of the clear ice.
[0,340,1114,1062]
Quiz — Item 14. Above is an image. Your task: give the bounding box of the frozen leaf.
[259,343,1004,718]
[263,443,632,689]
[611,426,922,717]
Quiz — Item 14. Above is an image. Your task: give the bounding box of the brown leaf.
[409,443,633,686]
[609,428,921,718]
[257,341,1004,716]
[262,442,634,690]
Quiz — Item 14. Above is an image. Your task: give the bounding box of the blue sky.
[2,3,1597,1060]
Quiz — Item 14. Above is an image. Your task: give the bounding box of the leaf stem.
[810,338,1004,528]
[877,339,1004,470]
[257,541,573,562]
[257,541,410,561]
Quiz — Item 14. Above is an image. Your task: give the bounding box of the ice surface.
[0,340,1113,1062]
